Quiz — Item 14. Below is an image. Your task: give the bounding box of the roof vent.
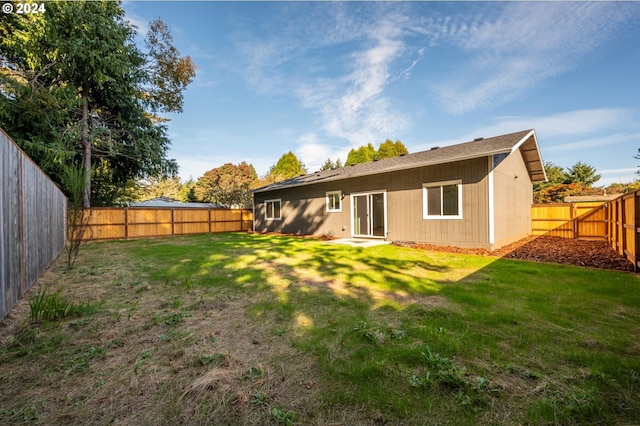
[430,146,439,150]
[474,137,484,141]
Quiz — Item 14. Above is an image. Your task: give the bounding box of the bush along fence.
[72,207,253,241]
[1,128,67,321]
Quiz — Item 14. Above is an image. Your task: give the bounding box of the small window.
[493,152,508,168]
[422,180,462,219]
[265,199,281,220]
[326,191,342,212]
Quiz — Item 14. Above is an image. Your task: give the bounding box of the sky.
[122,1,640,187]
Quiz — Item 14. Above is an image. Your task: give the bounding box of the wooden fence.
[1,128,67,321]
[531,201,607,240]
[532,193,640,271]
[77,207,253,240]
[607,191,640,271]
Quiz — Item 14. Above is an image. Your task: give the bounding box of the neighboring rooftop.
[254,129,546,193]
[128,196,221,208]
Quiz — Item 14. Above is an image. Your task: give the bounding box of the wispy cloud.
[427,2,638,114]
[232,4,413,150]
[470,108,636,141]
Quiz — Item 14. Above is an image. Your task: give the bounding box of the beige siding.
[492,149,533,248]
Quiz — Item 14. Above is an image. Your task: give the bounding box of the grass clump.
[28,287,97,323]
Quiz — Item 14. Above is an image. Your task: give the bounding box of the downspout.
[487,157,495,249]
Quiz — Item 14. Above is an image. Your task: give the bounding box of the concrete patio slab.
[325,238,391,248]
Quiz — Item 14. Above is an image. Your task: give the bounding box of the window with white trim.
[326,191,342,212]
[265,199,281,220]
[422,180,463,219]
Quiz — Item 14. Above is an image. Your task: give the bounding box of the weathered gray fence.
[1,128,67,321]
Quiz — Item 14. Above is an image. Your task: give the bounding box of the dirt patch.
[408,235,634,272]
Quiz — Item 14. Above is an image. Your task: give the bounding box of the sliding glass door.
[351,192,386,238]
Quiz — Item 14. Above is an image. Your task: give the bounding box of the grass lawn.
[0,232,639,425]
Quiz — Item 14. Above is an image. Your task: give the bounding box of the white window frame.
[326,191,342,212]
[422,180,463,220]
[265,199,282,220]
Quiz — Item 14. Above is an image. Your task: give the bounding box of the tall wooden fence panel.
[531,201,607,240]
[608,191,640,271]
[79,207,253,241]
[1,128,67,321]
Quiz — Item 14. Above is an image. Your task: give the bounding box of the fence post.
[124,207,129,239]
[635,193,640,272]
[572,203,577,239]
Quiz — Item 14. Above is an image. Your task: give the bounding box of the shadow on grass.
[120,232,640,425]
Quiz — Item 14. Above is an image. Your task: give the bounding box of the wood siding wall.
[531,202,607,240]
[77,207,253,241]
[1,128,67,321]
[492,148,533,247]
[254,157,496,249]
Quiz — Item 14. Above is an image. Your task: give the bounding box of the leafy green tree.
[345,143,376,166]
[376,139,408,160]
[267,152,307,181]
[345,140,408,166]
[566,161,601,187]
[0,1,196,207]
[195,162,258,208]
[533,161,568,192]
[135,176,184,201]
[179,178,198,202]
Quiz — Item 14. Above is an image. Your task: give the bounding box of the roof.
[254,129,546,193]
[564,195,620,203]
[128,197,221,208]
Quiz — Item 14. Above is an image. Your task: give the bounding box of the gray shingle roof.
[128,197,221,208]
[254,129,546,193]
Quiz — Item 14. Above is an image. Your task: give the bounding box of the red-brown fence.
[76,207,253,241]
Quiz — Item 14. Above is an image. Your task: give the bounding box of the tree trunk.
[81,94,91,208]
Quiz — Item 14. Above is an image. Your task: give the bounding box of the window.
[492,152,508,168]
[265,199,281,220]
[422,180,462,219]
[326,191,342,212]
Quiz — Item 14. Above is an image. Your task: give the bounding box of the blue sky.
[122,1,640,187]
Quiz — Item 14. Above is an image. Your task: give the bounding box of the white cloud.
[544,132,640,152]
[427,2,637,114]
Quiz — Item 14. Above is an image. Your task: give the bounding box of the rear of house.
[253,129,546,250]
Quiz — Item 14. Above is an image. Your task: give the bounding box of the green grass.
[1,232,638,425]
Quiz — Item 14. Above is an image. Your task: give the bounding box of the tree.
[136,176,184,201]
[319,158,343,171]
[345,143,376,166]
[533,161,568,192]
[376,139,408,160]
[195,162,258,208]
[267,152,307,181]
[0,1,196,207]
[566,161,601,187]
[345,140,409,166]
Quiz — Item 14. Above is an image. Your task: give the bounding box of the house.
[252,129,546,250]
